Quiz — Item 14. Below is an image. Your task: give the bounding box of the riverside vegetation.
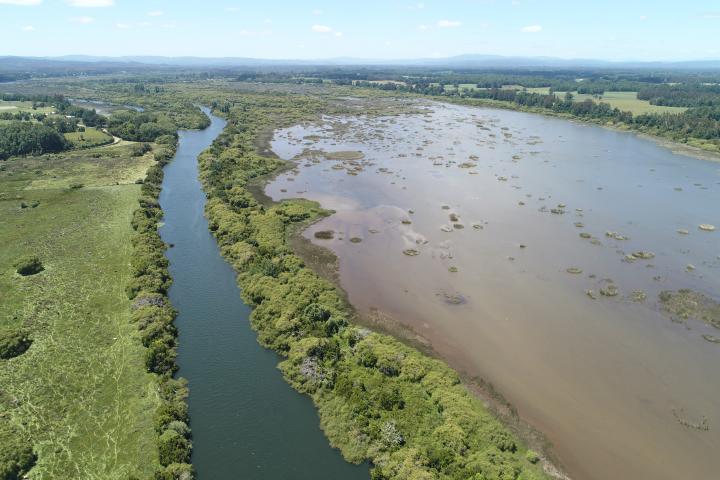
[196,91,548,479]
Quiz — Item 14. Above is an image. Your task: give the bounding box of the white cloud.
[70,16,94,23]
[116,22,131,29]
[225,6,239,12]
[334,31,343,37]
[22,25,35,31]
[700,12,720,19]
[148,10,163,17]
[521,24,542,32]
[311,24,332,33]
[66,0,113,7]
[312,9,322,15]
[417,24,428,31]
[639,15,648,21]
[438,20,461,28]
[138,21,152,27]
[0,0,42,5]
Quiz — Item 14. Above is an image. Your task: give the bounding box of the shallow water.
[267,102,720,480]
[159,108,368,479]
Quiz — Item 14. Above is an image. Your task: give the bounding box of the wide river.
[267,101,720,480]
[159,108,369,479]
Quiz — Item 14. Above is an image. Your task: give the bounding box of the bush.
[0,329,32,359]
[13,255,43,276]
[0,422,35,480]
[525,449,540,464]
[157,430,191,466]
[155,463,194,480]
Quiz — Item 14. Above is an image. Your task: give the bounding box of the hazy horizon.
[2,0,719,61]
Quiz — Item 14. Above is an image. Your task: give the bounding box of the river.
[267,101,720,480]
[158,108,369,479]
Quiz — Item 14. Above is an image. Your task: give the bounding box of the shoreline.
[261,118,573,480]
[418,93,720,163]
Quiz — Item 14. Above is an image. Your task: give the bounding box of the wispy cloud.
[521,24,542,33]
[417,24,428,31]
[115,22,131,29]
[22,25,35,31]
[225,6,239,12]
[148,10,163,17]
[700,12,720,19]
[639,15,648,21]
[0,0,42,4]
[311,24,332,33]
[70,16,95,23]
[312,9,323,15]
[438,20,461,28]
[66,0,113,7]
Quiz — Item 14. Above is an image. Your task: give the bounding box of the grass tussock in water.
[197,94,549,480]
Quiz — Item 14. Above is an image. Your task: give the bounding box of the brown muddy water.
[266,101,720,480]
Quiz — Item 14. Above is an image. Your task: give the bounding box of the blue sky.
[2,0,719,60]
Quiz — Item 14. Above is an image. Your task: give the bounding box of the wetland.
[267,100,720,480]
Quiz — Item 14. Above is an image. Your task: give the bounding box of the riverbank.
[195,94,552,480]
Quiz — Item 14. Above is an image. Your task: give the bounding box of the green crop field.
[0,143,161,478]
[555,91,687,115]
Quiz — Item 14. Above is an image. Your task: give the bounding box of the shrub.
[0,329,32,359]
[157,430,191,466]
[155,463,194,480]
[13,255,43,276]
[525,450,540,464]
[0,422,35,480]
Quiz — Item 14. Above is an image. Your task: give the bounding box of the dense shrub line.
[127,136,194,479]
[196,98,548,480]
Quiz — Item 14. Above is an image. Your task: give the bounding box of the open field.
[556,91,687,115]
[63,126,113,148]
[0,143,160,478]
[0,100,56,115]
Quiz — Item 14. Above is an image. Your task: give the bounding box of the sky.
[2,0,719,61]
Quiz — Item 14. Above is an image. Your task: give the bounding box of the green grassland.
[554,91,687,115]
[0,144,161,478]
[63,127,113,149]
[0,100,56,115]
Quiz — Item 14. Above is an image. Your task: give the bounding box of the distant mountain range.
[2,54,720,71]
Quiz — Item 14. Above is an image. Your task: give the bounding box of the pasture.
[0,143,161,478]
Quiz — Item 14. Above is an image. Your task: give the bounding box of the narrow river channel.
[158,108,369,479]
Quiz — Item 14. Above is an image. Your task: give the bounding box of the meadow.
[0,142,161,479]
[554,91,687,115]
[63,126,113,149]
[0,100,55,115]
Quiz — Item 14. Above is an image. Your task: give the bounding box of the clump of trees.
[107,110,177,142]
[196,96,547,480]
[126,136,194,478]
[0,122,68,160]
